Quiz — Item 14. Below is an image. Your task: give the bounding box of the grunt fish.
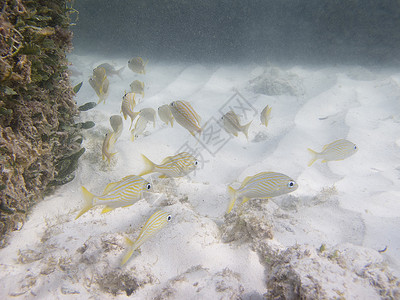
[260,105,272,127]
[121,92,139,129]
[227,172,298,213]
[131,116,149,141]
[222,110,252,139]
[76,175,152,219]
[308,139,358,166]
[158,104,174,127]
[102,132,117,163]
[130,80,145,97]
[169,100,202,136]
[128,57,148,74]
[139,152,198,178]
[96,63,125,79]
[121,210,171,265]
[139,108,156,128]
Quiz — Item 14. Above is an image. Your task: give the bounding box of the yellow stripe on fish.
[121,210,172,265]
[75,175,152,219]
[307,139,358,166]
[139,152,198,178]
[227,172,298,213]
[121,92,139,130]
[169,100,202,136]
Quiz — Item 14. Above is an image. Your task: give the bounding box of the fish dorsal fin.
[103,182,119,194]
[322,143,330,151]
[121,175,136,181]
[241,175,254,187]
[161,156,174,164]
[101,206,115,214]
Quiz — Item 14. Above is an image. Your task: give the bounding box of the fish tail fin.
[227,186,237,214]
[116,66,125,79]
[139,154,155,176]
[75,186,94,219]
[170,118,174,127]
[242,120,252,140]
[307,148,318,166]
[121,237,136,266]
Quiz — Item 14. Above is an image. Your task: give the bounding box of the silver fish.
[139,108,156,128]
[131,116,148,141]
[128,57,148,74]
[76,175,152,219]
[121,210,171,265]
[222,110,252,139]
[169,100,202,136]
[158,104,174,127]
[227,172,298,213]
[96,63,125,78]
[260,105,272,127]
[139,152,198,178]
[110,115,123,139]
[130,80,144,97]
[308,139,358,166]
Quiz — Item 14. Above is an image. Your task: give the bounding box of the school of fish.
[78,58,358,265]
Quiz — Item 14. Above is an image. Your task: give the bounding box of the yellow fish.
[102,132,117,163]
[260,105,272,127]
[308,139,358,166]
[158,104,174,127]
[169,100,202,136]
[128,57,148,74]
[139,152,198,178]
[222,110,252,139]
[121,92,140,130]
[89,67,109,104]
[121,210,171,265]
[130,80,144,97]
[75,175,152,219]
[227,172,298,213]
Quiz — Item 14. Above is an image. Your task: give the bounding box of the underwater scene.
[1,0,400,299]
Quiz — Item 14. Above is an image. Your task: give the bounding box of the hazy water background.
[71,0,400,65]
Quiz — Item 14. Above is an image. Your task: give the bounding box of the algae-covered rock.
[0,0,82,247]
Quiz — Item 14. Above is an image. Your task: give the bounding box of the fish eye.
[146,183,151,190]
[354,145,357,150]
[170,102,174,106]
[194,160,198,166]
[287,181,295,188]
[167,215,172,221]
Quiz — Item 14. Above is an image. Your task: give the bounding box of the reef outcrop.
[0,0,80,246]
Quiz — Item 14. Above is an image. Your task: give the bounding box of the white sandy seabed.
[1,54,400,299]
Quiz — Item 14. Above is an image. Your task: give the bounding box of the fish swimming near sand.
[158,104,174,127]
[222,110,252,139]
[110,115,123,139]
[102,132,117,163]
[260,105,272,127]
[121,210,171,265]
[128,57,148,74]
[169,100,202,136]
[139,152,198,178]
[130,80,145,97]
[96,63,125,79]
[75,175,152,219]
[307,139,358,166]
[89,66,109,104]
[227,172,298,213]
[121,92,139,129]
[139,108,156,128]
[131,116,149,141]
